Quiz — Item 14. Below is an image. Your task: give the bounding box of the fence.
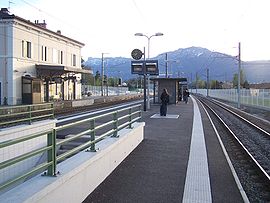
[82,85,130,96]
[0,103,54,128]
[0,104,142,192]
[194,89,270,109]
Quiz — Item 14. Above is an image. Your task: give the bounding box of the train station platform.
[83,96,247,203]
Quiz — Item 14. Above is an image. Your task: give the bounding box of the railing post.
[262,89,265,107]
[138,105,142,122]
[47,129,56,176]
[51,103,55,119]
[90,119,96,152]
[112,111,118,137]
[128,108,133,129]
[28,105,32,124]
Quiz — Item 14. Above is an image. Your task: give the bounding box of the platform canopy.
[150,77,187,83]
[36,64,92,78]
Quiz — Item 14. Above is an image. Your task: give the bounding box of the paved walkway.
[83,97,245,203]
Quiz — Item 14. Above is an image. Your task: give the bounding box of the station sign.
[131,60,159,75]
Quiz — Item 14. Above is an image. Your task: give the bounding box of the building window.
[26,41,31,58]
[32,81,41,93]
[72,54,76,66]
[21,40,25,57]
[22,41,32,58]
[58,50,63,64]
[41,46,47,61]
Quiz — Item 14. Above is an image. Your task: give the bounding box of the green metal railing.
[0,103,54,128]
[0,104,142,191]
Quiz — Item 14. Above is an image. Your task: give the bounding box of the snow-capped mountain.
[84,46,269,83]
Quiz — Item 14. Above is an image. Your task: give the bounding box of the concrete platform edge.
[197,99,250,203]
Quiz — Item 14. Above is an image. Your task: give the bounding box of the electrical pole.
[165,53,168,78]
[101,53,109,96]
[190,73,193,93]
[237,42,241,108]
[207,68,209,97]
[196,72,198,93]
[101,53,104,96]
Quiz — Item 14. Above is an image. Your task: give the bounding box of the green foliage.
[126,78,142,90]
[232,69,246,88]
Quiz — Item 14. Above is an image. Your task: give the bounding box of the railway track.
[195,95,270,202]
[54,97,141,116]
[0,96,142,129]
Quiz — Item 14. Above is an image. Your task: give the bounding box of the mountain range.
[84,46,270,83]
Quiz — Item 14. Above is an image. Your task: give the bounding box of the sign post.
[131,48,159,111]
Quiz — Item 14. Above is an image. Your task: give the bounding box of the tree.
[232,69,246,88]
[210,80,222,89]
[94,71,101,86]
[81,58,85,68]
[197,79,206,88]
[126,78,140,90]
[243,80,250,89]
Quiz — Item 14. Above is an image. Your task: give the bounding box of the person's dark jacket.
[184,90,189,97]
[160,92,169,104]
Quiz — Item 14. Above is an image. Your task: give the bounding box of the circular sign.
[131,49,143,60]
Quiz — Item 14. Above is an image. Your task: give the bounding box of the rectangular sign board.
[131,61,144,75]
[131,60,159,75]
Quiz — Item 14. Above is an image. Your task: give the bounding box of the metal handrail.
[0,103,54,128]
[0,130,54,191]
[0,104,142,191]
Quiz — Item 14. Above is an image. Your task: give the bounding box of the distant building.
[221,82,233,89]
[249,83,270,89]
[0,8,92,105]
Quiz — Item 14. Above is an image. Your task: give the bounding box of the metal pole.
[143,47,147,111]
[190,73,193,93]
[147,37,150,109]
[165,53,168,78]
[147,37,150,59]
[207,68,209,97]
[196,72,198,94]
[237,42,241,108]
[101,53,104,96]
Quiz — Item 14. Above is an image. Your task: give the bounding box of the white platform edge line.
[197,98,250,203]
[182,96,212,203]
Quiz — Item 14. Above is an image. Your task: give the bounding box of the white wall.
[0,122,145,203]
[0,120,56,189]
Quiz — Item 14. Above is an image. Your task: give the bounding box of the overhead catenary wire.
[17,0,82,31]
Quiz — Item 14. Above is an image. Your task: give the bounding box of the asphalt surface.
[83,98,244,203]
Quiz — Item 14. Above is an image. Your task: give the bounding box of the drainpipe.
[3,22,8,105]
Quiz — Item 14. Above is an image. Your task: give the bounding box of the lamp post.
[134,32,164,109]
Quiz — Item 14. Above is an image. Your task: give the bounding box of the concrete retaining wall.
[0,120,56,189]
[0,122,145,203]
[54,94,141,111]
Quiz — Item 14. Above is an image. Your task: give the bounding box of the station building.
[0,8,92,105]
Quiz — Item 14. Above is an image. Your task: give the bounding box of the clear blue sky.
[1,0,270,61]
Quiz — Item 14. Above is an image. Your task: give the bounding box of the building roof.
[36,64,92,78]
[151,77,188,82]
[0,8,85,46]
[249,83,270,89]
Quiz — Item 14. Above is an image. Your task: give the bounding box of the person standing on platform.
[183,89,190,104]
[160,88,170,116]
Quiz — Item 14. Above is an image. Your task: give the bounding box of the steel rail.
[211,98,270,136]
[198,97,270,182]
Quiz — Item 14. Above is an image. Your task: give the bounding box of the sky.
[1,0,270,61]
